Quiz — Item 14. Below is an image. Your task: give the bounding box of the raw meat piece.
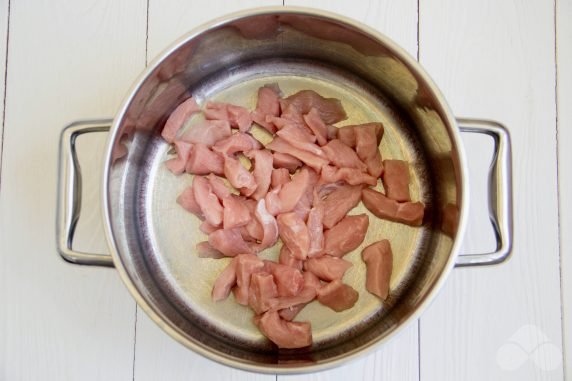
[196,241,225,259]
[266,137,329,172]
[337,123,384,148]
[165,140,193,175]
[303,108,328,146]
[223,156,257,197]
[242,199,264,242]
[264,185,282,216]
[234,254,265,305]
[180,119,231,146]
[278,272,321,321]
[355,125,383,178]
[204,101,253,132]
[208,228,253,257]
[320,184,363,229]
[306,206,324,257]
[323,214,369,257]
[272,152,302,173]
[361,240,393,300]
[251,84,281,133]
[280,90,347,124]
[304,256,352,281]
[248,272,279,314]
[291,168,319,222]
[382,160,411,202]
[272,287,317,311]
[255,310,312,349]
[222,195,251,229]
[316,280,358,312]
[254,199,279,250]
[278,304,305,321]
[271,168,290,188]
[276,125,322,155]
[326,125,338,140]
[265,261,305,297]
[161,97,200,143]
[246,149,273,200]
[322,139,368,172]
[193,176,223,226]
[185,143,224,176]
[278,166,318,214]
[211,258,237,301]
[361,188,424,226]
[212,132,262,157]
[176,186,204,219]
[278,245,303,271]
[321,165,377,186]
[199,221,218,234]
[277,212,310,260]
[206,174,231,200]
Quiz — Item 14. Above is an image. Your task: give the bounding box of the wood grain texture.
[419,0,564,380]
[556,0,571,377]
[0,0,146,380]
[0,0,7,174]
[280,1,420,380]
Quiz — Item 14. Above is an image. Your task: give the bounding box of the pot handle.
[455,118,513,267]
[56,120,115,267]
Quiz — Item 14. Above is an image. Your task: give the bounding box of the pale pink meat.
[277,212,310,260]
[246,149,273,200]
[303,108,328,146]
[322,139,367,172]
[223,156,257,197]
[185,143,224,176]
[180,120,231,146]
[242,199,264,242]
[306,206,324,257]
[316,280,358,312]
[199,221,218,234]
[264,185,282,216]
[278,245,303,271]
[212,132,262,157]
[321,165,377,186]
[204,101,253,132]
[222,195,251,229]
[211,258,237,301]
[196,241,225,259]
[255,310,312,349]
[278,304,305,321]
[234,254,265,305]
[362,240,393,300]
[161,97,200,143]
[272,152,302,173]
[304,256,352,281]
[248,272,279,314]
[382,160,411,202]
[165,140,193,175]
[276,124,320,150]
[278,272,321,321]
[337,123,384,148]
[208,228,253,257]
[326,125,338,140]
[320,184,363,229]
[176,186,204,219]
[206,174,231,200]
[271,168,290,188]
[361,188,424,226]
[273,287,316,311]
[266,137,329,172]
[251,84,281,133]
[193,176,223,226]
[323,214,369,257]
[265,261,305,297]
[254,199,279,250]
[355,125,383,178]
[278,166,318,214]
[280,90,347,124]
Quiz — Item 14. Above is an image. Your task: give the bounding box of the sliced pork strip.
[278,271,321,321]
[323,214,369,257]
[248,272,279,315]
[246,149,273,200]
[322,139,368,172]
[326,125,338,141]
[180,119,231,146]
[277,212,310,260]
[234,254,265,305]
[278,166,318,214]
[223,155,257,197]
[203,101,227,120]
[212,132,262,157]
[337,123,384,148]
[382,160,411,202]
[321,184,363,229]
[243,199,264,241]
[211,258,237,301]
[196,241,225,259]
[185,143,224,176]
[321,165,377,186]
[254,199,279,250]
[251,84,281,133]
[276,123,318,145]
[199,221,218,235]
[303,108,328,146]
[161,97,200,143]
[206,174,232,200]
[361,188,424,226]
[362,240,393,300]
[278,245,303,271]
[280,90,347,124]
[278,304,305,321]
[306,206,324,257]
[271,168,290,188]
[255,310,312,349]
[355,125,383,178]
[264,185,282,216]
[165,141,193,175]
[316,280,358,312]
[222,195,251,229]
[272,152,302,173]
[266,137,329,173]
[193,176,223,226]
[265,261,305,297]
[176,186,204,219]
[204,101,252,131]
[208,228,253,257]
[291,168,319,221]
[305,256,352,281]
[272,287,316,311]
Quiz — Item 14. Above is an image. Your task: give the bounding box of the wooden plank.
[0,1,146,380]
[556,0,571,377]
[419,0,564,379]
[133,2,279,380]
[280,1,420,381]
[0,0,8,172]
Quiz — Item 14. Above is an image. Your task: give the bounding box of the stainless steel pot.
[56,7,513,374]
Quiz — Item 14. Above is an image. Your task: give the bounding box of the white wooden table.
[0,1,569,380]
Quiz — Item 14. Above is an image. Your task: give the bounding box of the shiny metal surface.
[56,6,512,373]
